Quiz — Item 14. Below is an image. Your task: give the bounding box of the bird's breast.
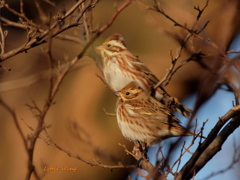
[103,58,136,91]
[103,57,150,92]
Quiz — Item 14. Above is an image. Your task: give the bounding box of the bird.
[115,81,204,149]
[97,33,192,117]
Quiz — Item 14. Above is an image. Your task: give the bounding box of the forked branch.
[176,105,240,180]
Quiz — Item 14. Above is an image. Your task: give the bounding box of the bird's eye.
[126,92,130,95]
[107,44,111,47]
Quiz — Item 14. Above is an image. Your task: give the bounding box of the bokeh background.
[0,0,240,179]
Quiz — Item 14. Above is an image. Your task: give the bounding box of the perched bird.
[116,81,203,148]
[97,34,191,117]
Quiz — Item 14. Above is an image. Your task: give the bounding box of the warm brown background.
[0,0,239,179]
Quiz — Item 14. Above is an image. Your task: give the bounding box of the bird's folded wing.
[131,61,159,84]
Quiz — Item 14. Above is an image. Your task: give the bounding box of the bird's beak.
[96,45,103,51]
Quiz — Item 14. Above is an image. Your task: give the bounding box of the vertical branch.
[20,0,24,14]
[50,0,132,98]
[192,0,210,30]
[25,26,54,180]
[46,15,54,102]
[22,1,132,179]
[0,20,5,55]
[81,2,90,42]
[0,99,41,180]
[0,3,6,55]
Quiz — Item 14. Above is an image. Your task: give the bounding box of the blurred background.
[0,0,240,179]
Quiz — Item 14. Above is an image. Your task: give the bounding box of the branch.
[0,3,6,55]
[170,119,207,175]
[184,114,240,179]
[176,105,240,180]
[98,0,132,33]
[119,144,165,179]
[202,137,240,180]
[0,16,85,44]
[0,98,40,180]
[50,0,132,98]
[135,0,232,66]
[155,51,205,89]
[0,0,87,61]
[4,2,39,28]
[20,1,132,179]
[41,132,136,170]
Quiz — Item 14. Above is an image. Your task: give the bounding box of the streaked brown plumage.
[116,81,203,147]
[97,34,191,117]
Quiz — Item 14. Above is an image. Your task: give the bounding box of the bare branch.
[135,0,232,66]
[193,0,209,21]
[0,98,40,180]
[13,1,133,179]
[202,137,240,180]
[0,16,85,44]
[119,144,165,180]
[0,0,87,61]
[41,132,136,170]
[4,2,39,28]
[0,4,6,55]
[177,105,240,180]
[98,0,132,33]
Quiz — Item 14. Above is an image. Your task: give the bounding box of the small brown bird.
[116,81,203,148]
[97,34,192,117]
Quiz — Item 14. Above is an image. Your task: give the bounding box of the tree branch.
[176,105,240,180]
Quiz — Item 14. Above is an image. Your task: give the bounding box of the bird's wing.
[125,98,181,124]
[125,52,159,85]
[130,61,159,85]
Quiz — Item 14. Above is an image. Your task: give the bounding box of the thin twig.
[22,1,132,179]
[135,0,231,66]
[103,108,116,117]
[0,0,87,61]
[0,5,6,55]
[42,133,136,170]
[0,99,40,180]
